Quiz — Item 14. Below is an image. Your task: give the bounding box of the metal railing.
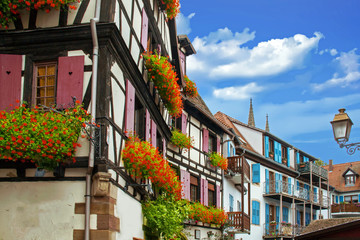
[263,222,304,237]
[263,180,312,201]
[297,162,328,179]
[227,211,250,232]
[227,156,250,180]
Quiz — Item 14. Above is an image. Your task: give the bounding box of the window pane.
[47,65,56,75]
[37,88,45,97]
[46,98,55,106]
[37,77,45,86]
[47,76,56,86]
[345,196,351,202]
[38,66,46,76]
[46,87,55,97]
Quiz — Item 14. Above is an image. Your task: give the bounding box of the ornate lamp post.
[330,108,359,154]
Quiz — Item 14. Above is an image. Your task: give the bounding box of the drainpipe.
[85,1,101,240]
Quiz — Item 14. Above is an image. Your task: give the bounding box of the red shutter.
[216,137,221,153]
[202,129,209,152]
[57,56,84,107]
[203,179,208,206]
[125,79,135,136]
[0,54,22,110]
[141,8,149,51]
[151,119,157,147]
[163,139,166,158]
[145,109,150,141]
[179,50,186,76]
[200,178,204,204]
[216,185,221,208]
[181,113,187,134]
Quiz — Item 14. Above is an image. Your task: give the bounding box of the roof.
[214,111,256,153]
[296,218,360,240]
[178,35,196,56]
[323,161,360,192]
[184,95,232,136]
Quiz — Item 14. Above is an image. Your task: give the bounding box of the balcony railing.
[297,162,328,179]
[263,222,303,238]
[227,211,250,232]
[263,180,309,200]
[227,156,250,180]
[331,203,360,214]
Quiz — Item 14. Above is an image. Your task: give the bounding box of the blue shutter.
[296,211,300,225]
[304,156,309,162]
[265,136,269,158]
[297,152,300,164]
[304,184,309,200]
[275,173,279,193]
[227,142,231,157]
[252,163,260,183]
[265,169,269,194]
[336,196,339,203]
[276,206,280,223]
[340,196,344,203]
[279,173,283,192]
[278,143,282,162]
[288,177,292,194]
[252,201,260,225]
[265,203,270,223]
[229,194,234,212]
[233,146,236,156]
[314,188,318,202]
[297,180,300,191]
[287,147,290,167]
[283,207,288,222]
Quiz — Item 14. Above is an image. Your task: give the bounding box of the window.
[345,175,356,186]
[33,62,57,107]
[208,182,216,206]
[344,195,358,203]
[190,175,199,202]
[269,139,274,159]
[281,145,288,165]
[208,133,217,153]
[237,200,241,211]
[252,201,260,225]
[229,194,234,212]
[134,98,146,140]
[252,163,260,184]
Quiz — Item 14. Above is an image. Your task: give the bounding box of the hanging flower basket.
[122,134,182,199]
[170,129,194,151]
[0,101,90,170]
[0,0,80,29]
[143,52,183,118]
[159,0,180,19]
[183,75,198,98]
[188,201,227,226]
[208,152,228,170]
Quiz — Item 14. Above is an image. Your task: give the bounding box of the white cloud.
[213,82,264,100]
[188,29,323,79]
[312,49,360,91]
[176,13,195,35]
[319,48,338,56]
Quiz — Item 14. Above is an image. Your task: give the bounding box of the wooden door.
[269,171,275,193]
[269,205,275,222]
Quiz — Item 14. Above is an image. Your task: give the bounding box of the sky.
[175,0,360,165]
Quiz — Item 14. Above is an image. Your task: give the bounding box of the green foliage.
[314,159,327,167]
[142,194,190,239]
[170,129,193,150]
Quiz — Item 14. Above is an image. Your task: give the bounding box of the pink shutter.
[216,185,221,208]
[202,129,209,152]
[186,172,191,200]
[157,44,161,55]
[216,137,221,153]
[163,139,166,158]
[179,50,186,75]
[145,109,150,141]
[181,113,187,134]
[141,8,149,51]
[125,79,135,136]
[151,120,157,147]
[57,56,84,107]
[203,180,209,206]
[200,178,204,204]
[0,54,22,110]
[180,169,186,199]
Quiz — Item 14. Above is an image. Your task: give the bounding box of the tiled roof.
[323,161,360,192]
[184,95,231,135]
[214,111,257,153]
[300,217,360,235]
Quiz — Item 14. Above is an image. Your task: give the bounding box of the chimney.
[329,159,333,172]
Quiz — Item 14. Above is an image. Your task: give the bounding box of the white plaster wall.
[234,124,263,154]
[0,181,86,240]
[116,189,144,240]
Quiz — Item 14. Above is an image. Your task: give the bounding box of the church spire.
[265,114,270,132]
[248,98,255,127]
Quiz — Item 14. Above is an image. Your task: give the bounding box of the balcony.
[263,222,304,238]
[226,156,250,184]
[331,203,360,217]
[227,211,250,233]
[297,162,328,180]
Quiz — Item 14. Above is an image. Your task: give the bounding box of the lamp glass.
[332,120,349,142]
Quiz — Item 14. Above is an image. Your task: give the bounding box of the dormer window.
[345,175,356,186]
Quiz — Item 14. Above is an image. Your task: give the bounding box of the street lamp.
[330,108,359,155]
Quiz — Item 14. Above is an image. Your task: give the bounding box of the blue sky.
[176,0,360,165]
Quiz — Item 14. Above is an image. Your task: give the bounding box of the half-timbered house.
[0,0,186,239]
